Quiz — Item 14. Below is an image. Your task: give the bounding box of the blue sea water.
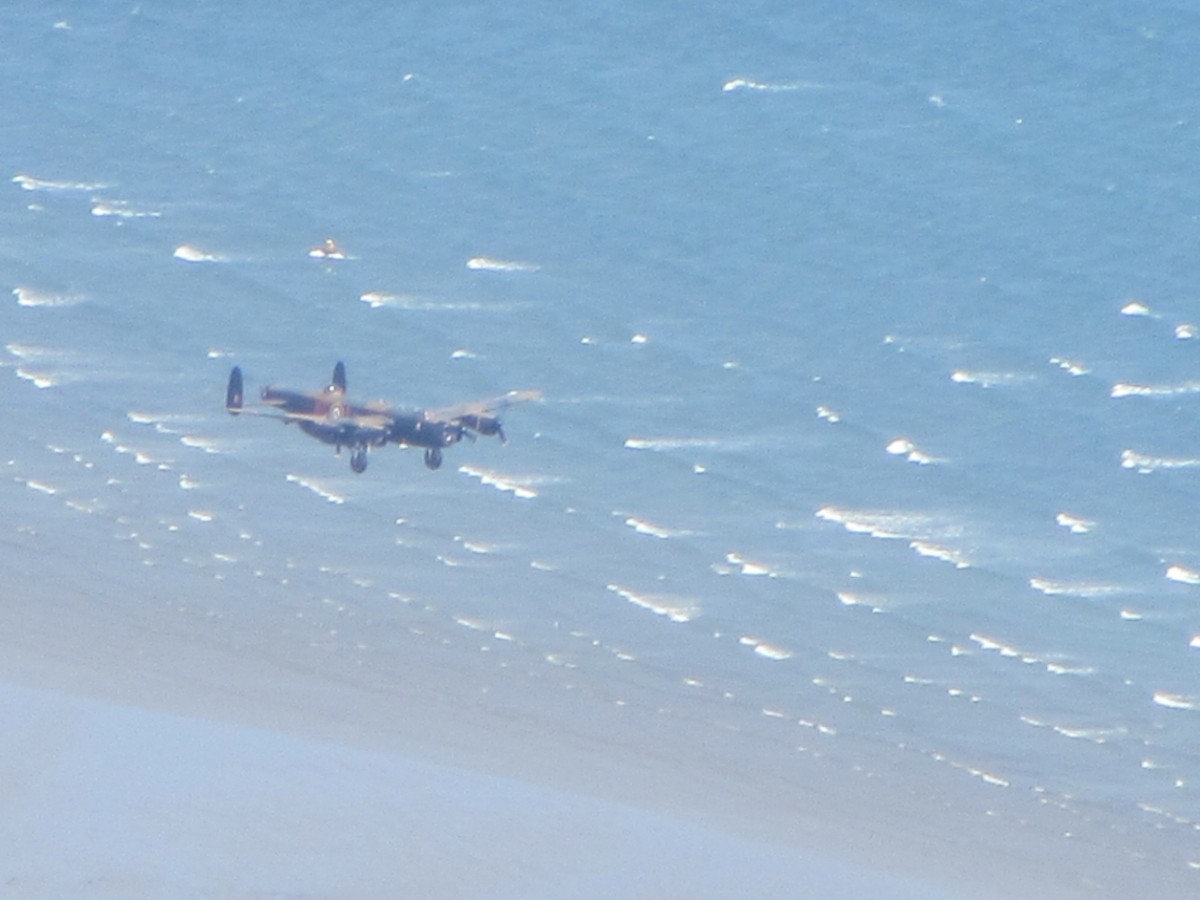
[2,2,1199,896]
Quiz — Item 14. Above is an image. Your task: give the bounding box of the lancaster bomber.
[225,361,538,473]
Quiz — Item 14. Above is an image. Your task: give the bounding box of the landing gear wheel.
[350,448,368,474]
[424,447,443,470]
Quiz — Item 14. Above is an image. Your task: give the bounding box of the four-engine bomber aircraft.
[225,361,538,473]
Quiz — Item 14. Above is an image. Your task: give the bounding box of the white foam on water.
[457,465,542,499]
[1111,380,1200,398]
[836,592,885,613]
[1120,300,1154,317]
[815,405,841,423]
[1152,692,1198,711]
[624,436,722,451]
[738,635,793,660]
[1029,578,1124,598]
[15,368,58,388]
[950,370,1034,388]
[1175,323,1196,340]
[13,287,87,308]
[622,516,688,539]
[885,437,941,465]
[1165,565,1200,585]
[1049,356,1090,376]
[91,199,162,218]
[816,506,962,542]
[1056,512,1095,534]
[12,173,108,192]
[909,540,970,569]
[606,584,698,623]
[721,78,816,93]
[358,291,495,311]
[180,435,223,455]
[173,244,227,263]
[1120,449,1200,473]
[466,256,540,273]
[724,552,781,577]
[285,474,346,504]
[21,478,59,495]
[187,509,214,523]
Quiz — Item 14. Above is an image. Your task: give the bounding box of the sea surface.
[2,3,1199,897]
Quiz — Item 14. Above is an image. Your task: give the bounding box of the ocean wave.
[885,437,941,464]
[909,540,970,568]
[1049,356,1090,376]
[620,515,691,539]
[1120,449,1200,473]
[173,244,227,263]
[721,78,817,93]
[1152,691,1198,711]
[12,173,108,192]
[466,256,540,273]
[1165,565,1200,585]
[285,473,345,504]
[738,635,793,660]
[1055,512,1095,534]
[1029,577,1125,598]
[458,465,551,499]
[815,506,962,541]
[1111,380,1200,398]
[1120,300,1155,317]
[606,584,698,623]
[91,199,162,219]
[359,291,496,312]
[13,287,87,308]
[950,370,1035,388]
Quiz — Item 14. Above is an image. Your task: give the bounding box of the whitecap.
[1175,323,1196,340]
[950,370,1034,388]
[1121,449,1200,473]
[1111,381,1200,398]
[1029,577,1124,598]
[1049,357,1090,376]
[173,244,226,263]
[624,436,722,451]
[187,509,214,522]
[285,473,345,504]
[1152,691,1197,711]
[721,78,816,93]
[738,635,793,660]
[815,506,961,542]
[909,540,970,568]
[1120,301,1154,317]
[13,287,86,308]
[91,199,161,219]
[606,584,698,623]
[359,291,493,311]
[15,368,58,388]
[886,437,941,464]
[724,552,781,577]
[12,174,108,192]
[466,256,540,273]
[1165,565,1200,585]
[816,405,841,423]
[623,516,687,539]
[458,465,544,499]
[1056,512,1095,534]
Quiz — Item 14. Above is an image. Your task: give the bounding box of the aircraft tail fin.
[330,361,346,394]
[226,366,244,414]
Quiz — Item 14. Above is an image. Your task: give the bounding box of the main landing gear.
[350,447,368,474]
[423,447,443,470]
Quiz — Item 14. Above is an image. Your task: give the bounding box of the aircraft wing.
[425,390,542,423]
